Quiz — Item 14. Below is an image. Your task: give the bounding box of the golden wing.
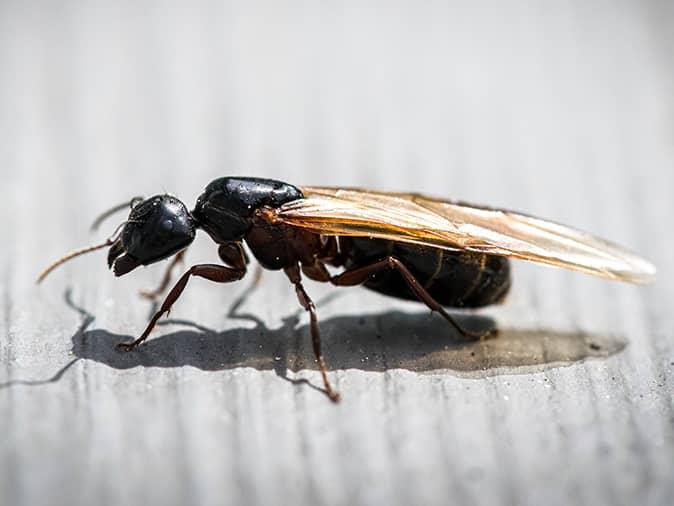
[274,187,656,284]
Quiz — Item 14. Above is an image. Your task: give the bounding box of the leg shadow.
[73,308,627,378]
[0,288,89,389]
[4,284,627,394]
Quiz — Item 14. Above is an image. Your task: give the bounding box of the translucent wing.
[274,187,656,284]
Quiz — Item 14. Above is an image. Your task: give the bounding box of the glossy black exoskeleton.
[108,195,197,276]
[39,176,510,402]
[344,238,510,308]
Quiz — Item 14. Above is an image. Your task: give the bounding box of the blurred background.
[0,1,672,506]
[2,1,671,206]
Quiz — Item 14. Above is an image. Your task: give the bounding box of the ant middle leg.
[284,264,341,402]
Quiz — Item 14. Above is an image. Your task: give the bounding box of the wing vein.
[274,187,656,284]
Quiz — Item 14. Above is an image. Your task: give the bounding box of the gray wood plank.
[0,1,672,506]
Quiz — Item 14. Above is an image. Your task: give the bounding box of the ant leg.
[139,250,186,300]
[117,263,246,351]
[330,257,492,340]
[217,242,248,270]
[301,260,331,282]
[141,242,248,301]
[284,264,341,402]
[319,236,347,267]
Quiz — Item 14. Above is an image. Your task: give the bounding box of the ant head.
[108,195,196,276]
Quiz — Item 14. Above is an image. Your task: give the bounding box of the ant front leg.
[139,242,248,301]
[139,250,186,300]
[217,242,248,270]
[117,263,246,351]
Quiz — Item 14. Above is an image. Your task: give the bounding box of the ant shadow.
[0,282,627,393]
[0,289,92,389]
[69,282,627,383]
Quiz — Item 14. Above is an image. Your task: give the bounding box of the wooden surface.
[1,1,672,505]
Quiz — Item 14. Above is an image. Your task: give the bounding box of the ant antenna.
[37,222,127,284]
[90,196,144,231]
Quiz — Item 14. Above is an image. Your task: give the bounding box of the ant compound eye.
[161,219,174,232]
[119,195,196,270]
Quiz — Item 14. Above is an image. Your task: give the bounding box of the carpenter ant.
[38,177,656,402]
